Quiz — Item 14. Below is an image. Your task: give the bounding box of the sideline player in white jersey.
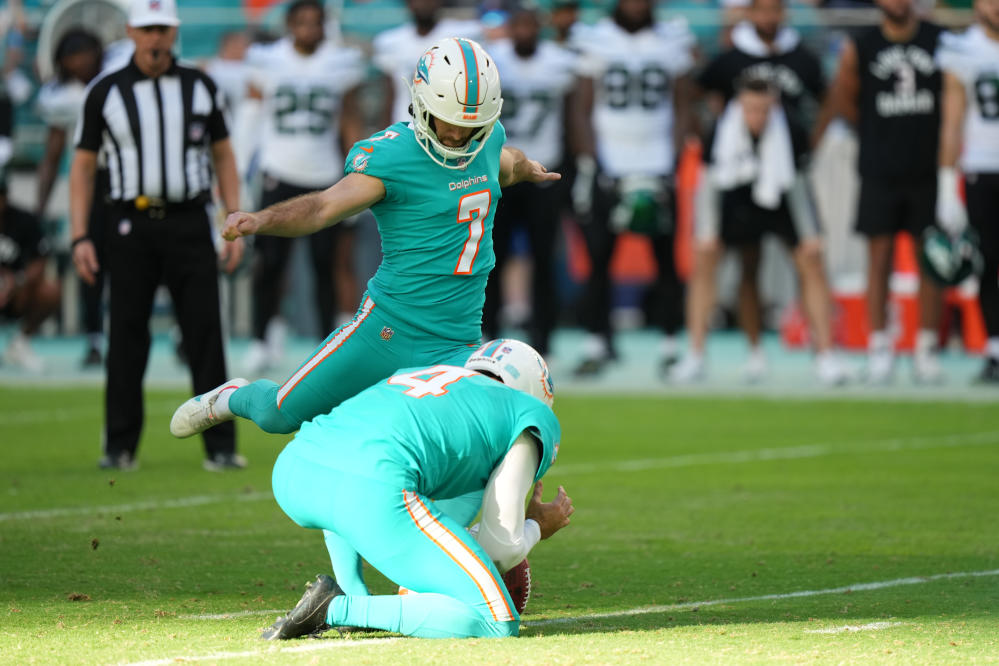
[483,5,579,356]
[205,32,256,211]
[35,30,132,368]
[937,0,999,384]
[204,31,251,115]
[36,34,134,218]
[204,31,251,159]
[571,0,696,377]
[243,0,365,374]
[372,0,482,126]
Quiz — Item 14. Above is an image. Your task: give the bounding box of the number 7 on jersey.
[454,190,491,275]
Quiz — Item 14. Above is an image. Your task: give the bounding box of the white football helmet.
[465,339,554,407]
[410,37,503,169]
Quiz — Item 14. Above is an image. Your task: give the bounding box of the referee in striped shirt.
[69,0,245,471]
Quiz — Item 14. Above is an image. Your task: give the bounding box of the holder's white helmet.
[410,37,503,169]
[465,339,554,407]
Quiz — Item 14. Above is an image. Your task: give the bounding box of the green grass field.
[2,387,998,664]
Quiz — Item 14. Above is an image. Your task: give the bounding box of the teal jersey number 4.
[295,365,560,501]
[344,122,507,343]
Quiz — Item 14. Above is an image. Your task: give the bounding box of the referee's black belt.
[115,194,210,219]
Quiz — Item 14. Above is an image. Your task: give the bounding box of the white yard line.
[805,621,904,634]
[6,429,997,523]
[0,492,273,523]
[553,429,999,477]
[523,568,999,627]
[148,568,999,665]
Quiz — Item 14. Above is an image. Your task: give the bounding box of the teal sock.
[228,380,301,434]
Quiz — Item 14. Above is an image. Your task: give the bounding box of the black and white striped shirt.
[75,57,229,203]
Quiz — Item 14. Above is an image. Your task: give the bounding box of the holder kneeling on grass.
[261,339,574,639]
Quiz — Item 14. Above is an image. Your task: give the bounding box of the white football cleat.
[4,333,44,374]
[667,354,705,383]
[815,351,849,386]
[913,351,945,385]
[742,350,768,384]
[170,378,249,438]
[865,348,895,385]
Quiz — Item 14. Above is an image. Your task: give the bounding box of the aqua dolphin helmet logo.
[415,49,434,86]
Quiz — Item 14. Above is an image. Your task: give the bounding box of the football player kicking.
[170,37,558,595]
[171,37,557,437]
[170,39,560,437]
[261,339,573,640]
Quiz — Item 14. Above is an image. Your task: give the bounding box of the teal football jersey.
[294,365,560,500]
[344,122,507,343]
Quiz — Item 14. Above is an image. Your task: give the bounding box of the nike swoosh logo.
[359,146,373,153]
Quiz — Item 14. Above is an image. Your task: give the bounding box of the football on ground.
[503,558,531,614]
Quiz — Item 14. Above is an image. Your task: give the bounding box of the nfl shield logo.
[380,327,394,341]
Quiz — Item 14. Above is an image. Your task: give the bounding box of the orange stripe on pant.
[402,490,514,622]
[276,297,375,408]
